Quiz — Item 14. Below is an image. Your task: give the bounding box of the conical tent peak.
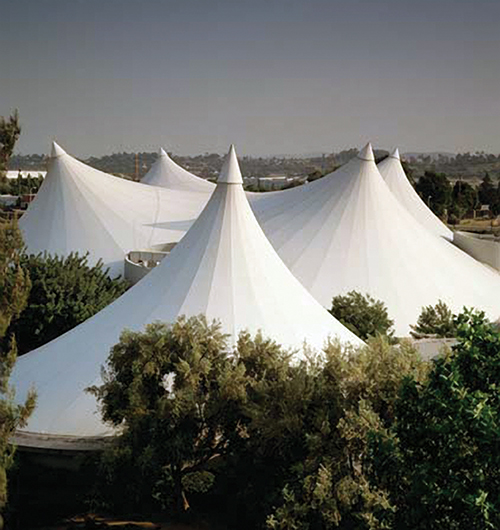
[390,148,400,160]
[158,147,168,157]
[51,141,67,158]
[357,142,374,162]
[217,144,243,185]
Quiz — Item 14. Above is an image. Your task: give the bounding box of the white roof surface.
[12,145,362,437]
[19,143,208,277]
[19,142,500,337]
[141,148,215,192]
[6,170,47,179]
[377,148,453,240]
[252,144,500,335]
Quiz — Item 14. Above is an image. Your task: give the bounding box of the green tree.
[7,252,129,354]
[451,180,477,220]
[415,171,452,218]
[0,111,21,175]
[401,161,415,185]
[220,333,337,529]
[329,291,395,340]
[0,220,36,521]
[90,316,249,515]
[410,300,457,339]
[91,320,431,529]
[478,172,496,207]
[265,338,428,530]
[370,310,500,529]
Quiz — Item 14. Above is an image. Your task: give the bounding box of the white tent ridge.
[12,145,362,438]
[141,148,215,193]
[19,143,209,277]
[252,143,500,335]
[377,148,453,240]
[19,142,500,336]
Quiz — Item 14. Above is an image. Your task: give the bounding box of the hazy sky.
[2,0,500,157]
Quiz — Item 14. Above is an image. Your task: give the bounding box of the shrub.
[410,300,457,338]
[370,310,500,529]
[329,291,395,340]
[8,252,129,354]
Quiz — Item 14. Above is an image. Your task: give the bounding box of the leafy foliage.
[478,173,496,207]
[90,317,248,515]
[0,111,21,175]
[0,174,44,198]
[0,220,30,338]
[369,310,500,529]
[0,219,36,513]
[410,300,457,339]
[7,252,129,354]
[415,171,452,218]
[92,319,428,529]
[265,338,428,530]
[450,180,477,221]
[329,291,395,340]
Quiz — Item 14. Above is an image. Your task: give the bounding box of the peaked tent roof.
[19,143,210,276]
[12,145,362,438]
[141,148,216,192]
[377,148,453,240]
[252,143,500,335]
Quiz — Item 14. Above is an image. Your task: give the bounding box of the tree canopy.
[7,252,129,355]
[91,317,427,529]
[0,219,35,517]
[410,300,457,339]
[369,310,500,529]
[329,291,395,340]
[415,171,452,218]
[91,316,249,515]
[0,111,21,175]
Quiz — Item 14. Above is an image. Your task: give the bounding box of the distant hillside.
[403,151,456,161]
[9,148,500,183]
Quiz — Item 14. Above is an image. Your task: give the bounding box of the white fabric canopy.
[377,148,453,240]
[12,145,362,438]
[252,144,500,335]
[141,148,215,193]
[19,142,500,337]
[19,143,209,276]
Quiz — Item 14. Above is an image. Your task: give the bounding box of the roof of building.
[12,145,362,439]
[377,148,453,240]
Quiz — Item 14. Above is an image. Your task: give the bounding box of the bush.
[410,300,457,338]
[264,337,428,530]
[90,316,248,516]
[91,317,427,529]
[369,310,500,529]
[7,252,129,354]
[0,219,35,519]
[329,291,395,340]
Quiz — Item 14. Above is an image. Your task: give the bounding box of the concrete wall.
[411,337,456,361]
[124,249,170,284]
[453,231,500,271]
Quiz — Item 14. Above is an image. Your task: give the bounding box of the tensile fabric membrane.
[377,148,452,240]
[12,146,362,438]
[252,144,500,335]
[141,147,215,193]
[19,143,209,277]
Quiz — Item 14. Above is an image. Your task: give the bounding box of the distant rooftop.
[6,170,46,179]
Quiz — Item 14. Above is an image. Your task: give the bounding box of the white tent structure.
[377,148,453,240]
[141,148,215,193]
[12,146,362,439]
[252,144,500,335]
[19,143,209,276]
[19,142,500,337]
